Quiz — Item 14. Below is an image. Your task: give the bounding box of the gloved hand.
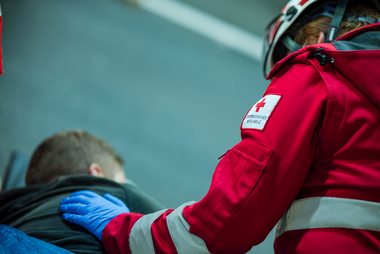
[59,190,130,241]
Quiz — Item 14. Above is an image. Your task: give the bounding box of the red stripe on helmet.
[281,4,288,14]
[299,0,309,6]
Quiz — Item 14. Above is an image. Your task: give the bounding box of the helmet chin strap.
[326,0,349,42]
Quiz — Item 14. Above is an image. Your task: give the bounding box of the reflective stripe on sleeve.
[166,202,212,254]
[129,209,168,254]
[276,197,380,238]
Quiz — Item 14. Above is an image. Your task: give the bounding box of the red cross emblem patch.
[241,94,281,130]
[254,98,266,112]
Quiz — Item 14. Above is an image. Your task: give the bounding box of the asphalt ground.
[0,0,284,252]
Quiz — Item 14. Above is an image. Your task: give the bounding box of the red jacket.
[103,23,380,254]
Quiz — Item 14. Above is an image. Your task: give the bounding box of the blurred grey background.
[0,0,285,253]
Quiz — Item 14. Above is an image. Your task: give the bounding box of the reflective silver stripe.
[166,202,212,254]
[276,197,380,238]
[129,209,168,254]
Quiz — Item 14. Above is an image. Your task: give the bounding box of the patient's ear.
[88,163,105,178]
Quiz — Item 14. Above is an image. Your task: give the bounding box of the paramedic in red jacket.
[60,0,380,253]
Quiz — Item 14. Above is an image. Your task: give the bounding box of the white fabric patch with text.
[242,95,281,130]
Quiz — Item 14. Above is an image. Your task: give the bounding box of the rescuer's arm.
[99,62,328,254]
[60,61,328,254]
[182,63,328,253]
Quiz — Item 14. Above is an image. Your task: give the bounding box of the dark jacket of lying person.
[0,130,164,254]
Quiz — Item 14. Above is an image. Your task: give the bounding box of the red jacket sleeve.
[102,60,328,254]
[183,61,327,253]
[102,213,145,254]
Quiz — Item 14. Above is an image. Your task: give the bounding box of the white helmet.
[262,0,380,77]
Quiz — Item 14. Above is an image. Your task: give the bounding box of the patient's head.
[25,130,126,186]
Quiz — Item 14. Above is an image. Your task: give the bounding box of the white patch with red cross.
[242,94,281,130]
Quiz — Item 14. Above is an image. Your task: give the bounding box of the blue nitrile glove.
[59,190,130,241]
